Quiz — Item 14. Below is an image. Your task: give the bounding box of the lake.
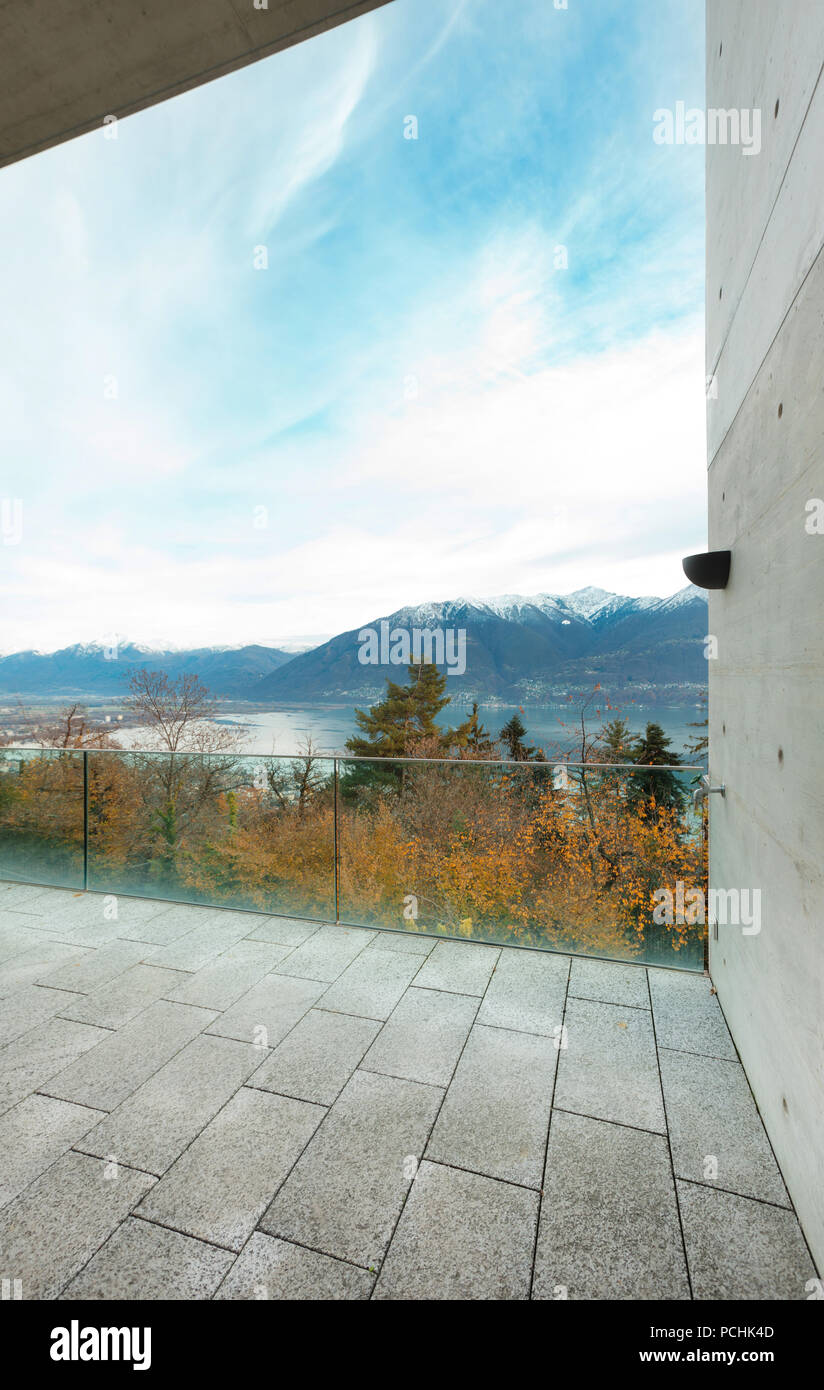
[11,693,707,763]
[212,700,707,763]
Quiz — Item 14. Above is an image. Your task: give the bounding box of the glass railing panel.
[0,748,85,889]
[336,757,706,970]
[0,745,707,969]
[85,750,337,921]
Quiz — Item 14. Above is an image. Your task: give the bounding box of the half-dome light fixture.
[682,550,731,590]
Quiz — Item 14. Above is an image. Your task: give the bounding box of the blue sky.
[0,0,706,653]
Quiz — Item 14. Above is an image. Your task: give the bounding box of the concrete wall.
[706,0,824,1271]
[0,0,392,168]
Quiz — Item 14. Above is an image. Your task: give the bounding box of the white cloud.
[343,317,706,507]
[0,318,705,653]
[244,26,377,237]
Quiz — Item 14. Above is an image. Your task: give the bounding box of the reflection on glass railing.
[0,747,706,969]
[0,748,85,889]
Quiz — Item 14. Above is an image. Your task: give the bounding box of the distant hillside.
[0,642,295,699]
[257,586,709,704]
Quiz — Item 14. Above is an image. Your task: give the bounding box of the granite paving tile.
[165,940,292,1011]
[533,1110,690,1300]
[568,957,650,1010]
[244,917,322,948]
[43,999,216,1111]
[5,887,86,916]
[677,1180,816,1299]
[554,995,665,1133]
[0,939,92,997]
[260,1069,443,1268]
[426,1023,556,1187]
[51,916,136,948]
[39,891,170,938]
[57,964,190,1030]
[275,924,376,982]
[136,1087,325,1250]
[214,1232,374,1300]
[318,946,422,1020]
[0,1093,107,1209]
[117,902,229,946]
[660,1048,790,1206]
[413,939,500,996]
[362,987,477,1087]
[0,984,80,1046]
[0,1017,110,1115]
[0,883,71,913]
[477,947,569,1035]
[648,968,736,1059]
[0,1151,154,1300]
[0,919,53,961]
[79,1033,265,1174]
[40,938,153,993]
[361,931,435,956]
[248,1008,380,1105]
[206,973,325,1048]
[374,1160,539,1301]
[60,1217,234,1300]
[144,915,251,971]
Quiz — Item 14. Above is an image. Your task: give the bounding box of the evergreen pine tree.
[598,716,639,762]
[455,701,496,755]
[345,661,452,757]
[499,713,544,762]
[625,721,686,817]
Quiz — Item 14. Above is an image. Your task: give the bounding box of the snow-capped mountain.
[433,586,670,626]
[256,585,708,703]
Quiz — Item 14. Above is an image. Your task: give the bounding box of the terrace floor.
[0,879,816,1301]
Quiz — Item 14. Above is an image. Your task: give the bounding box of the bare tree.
[265,737,331,819]
[121,669,243,865]
[123,669,239,754]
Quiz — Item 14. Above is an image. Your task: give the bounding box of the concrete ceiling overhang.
[0,0,394,169]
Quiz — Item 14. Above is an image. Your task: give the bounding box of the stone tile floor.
[0,879,817,1300]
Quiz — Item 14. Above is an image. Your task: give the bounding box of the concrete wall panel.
[706,0,824,382]
[708,66,824,459]
[707,0,824,1272]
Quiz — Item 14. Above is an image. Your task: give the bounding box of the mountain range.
[255,585,707,703]
[0,585,708,705]
[0,642,294,700]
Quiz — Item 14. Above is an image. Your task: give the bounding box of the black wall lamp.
[682,550,731,589]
